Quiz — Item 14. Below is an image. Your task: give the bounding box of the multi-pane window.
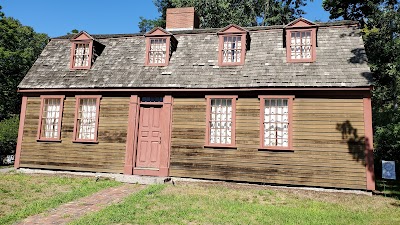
[74,96,100,142]
[206,96,236,147]
[290,31,312,60]
[222,36,242,63]
[218,25,247,66]
[141,97,163,103]
[38,96,64,141]
[148,38,167,64]
[260,96,293,149]
[73,43,91,68]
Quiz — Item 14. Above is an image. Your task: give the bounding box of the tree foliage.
[139,0,312,32]
[324,0,400,172]
[0,115,19,155]
[322,0,383,27]
[67,29,79,35]
[0,6,48,155]
[0,6,48,120]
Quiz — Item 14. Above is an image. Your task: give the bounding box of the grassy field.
[0,165,13,169]
[0,171,121,225]
[2,171,399,225]
[71,182,400,225]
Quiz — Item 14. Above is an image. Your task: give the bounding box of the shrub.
[0,115,19,156]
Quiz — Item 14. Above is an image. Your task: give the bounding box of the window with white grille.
[75,98,99,141]
[39,98,63,140]
[290,31,312,59]
[149,38,167,64]
[222,36,242,63]
[73,43,91,68]
[208,98,234,145]
[263,98,290,147]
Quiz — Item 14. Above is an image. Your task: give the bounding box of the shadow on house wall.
[336,120,374,183]
[336,120,365,162]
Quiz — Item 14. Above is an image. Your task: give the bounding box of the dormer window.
[69,31,104,70]
[222,36,242,63]
[145,27,177,66]
[285,18,317,63]
[149,38,167,64]
[218,25,247,66]
[289,31,312,60]
[73,42,91,68]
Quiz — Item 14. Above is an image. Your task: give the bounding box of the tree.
[139,0,173,32]
[322,0,383,27]
[139,0,312,32]
[0,6,49,120]
[0,5,48,156]
[365,4,400,170]
[67,29,79,35]
[138,16,165,33]
[323,0,400,175]
[0,115,18,156]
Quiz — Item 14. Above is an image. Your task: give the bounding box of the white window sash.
[78,99,97,140]
[210,99,232,144]
[42,99,60,138]
[264,99,289,147]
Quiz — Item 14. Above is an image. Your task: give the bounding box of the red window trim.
[70,40,93,70]
[37,95,65,142]
[205,95,237,148]
[72,95,101,143]
[218,33,246,66]
[259,95,294,151]
[145,36,171,66]
[286,28,316,63]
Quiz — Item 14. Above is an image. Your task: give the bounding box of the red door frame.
[124,95,173,176]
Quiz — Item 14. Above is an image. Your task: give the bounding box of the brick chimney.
[166,7,200,31]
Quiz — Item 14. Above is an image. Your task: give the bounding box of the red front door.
[135,106,162,169]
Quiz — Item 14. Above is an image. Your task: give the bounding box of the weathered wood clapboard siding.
[170,97,366,189]
[20,96,129,173]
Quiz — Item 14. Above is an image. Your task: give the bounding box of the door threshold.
[134,167,160,171]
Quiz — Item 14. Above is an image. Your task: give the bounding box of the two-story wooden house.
[15,7,374,190]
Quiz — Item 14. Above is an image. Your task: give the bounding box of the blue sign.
[382,160,396,180]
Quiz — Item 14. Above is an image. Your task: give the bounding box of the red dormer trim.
[285,18,317,28]
[285,18,317,63]
[145,27,174,67]
[70,31,94,70]
[217,24,247,66]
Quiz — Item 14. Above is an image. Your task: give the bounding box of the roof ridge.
[52,20,358,40]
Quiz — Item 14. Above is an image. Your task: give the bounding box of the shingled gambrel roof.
[18,20,372,89]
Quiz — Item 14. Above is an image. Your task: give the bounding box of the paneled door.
[135,106,162,169]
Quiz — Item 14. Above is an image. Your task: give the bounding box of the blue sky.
[1,0,331,37]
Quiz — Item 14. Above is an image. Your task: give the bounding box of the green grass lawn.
[0,171,121,225]
[71,182,400,225]
[0,165,13,169]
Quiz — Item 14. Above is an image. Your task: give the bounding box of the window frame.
[72,95,101,143]
[37,95,65,142]
[70,40,93,70]
[145,36,171,67]
[259,95,294,151]
[218,33,246,66]
[286,28,316,63]
[205,95,237,148]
